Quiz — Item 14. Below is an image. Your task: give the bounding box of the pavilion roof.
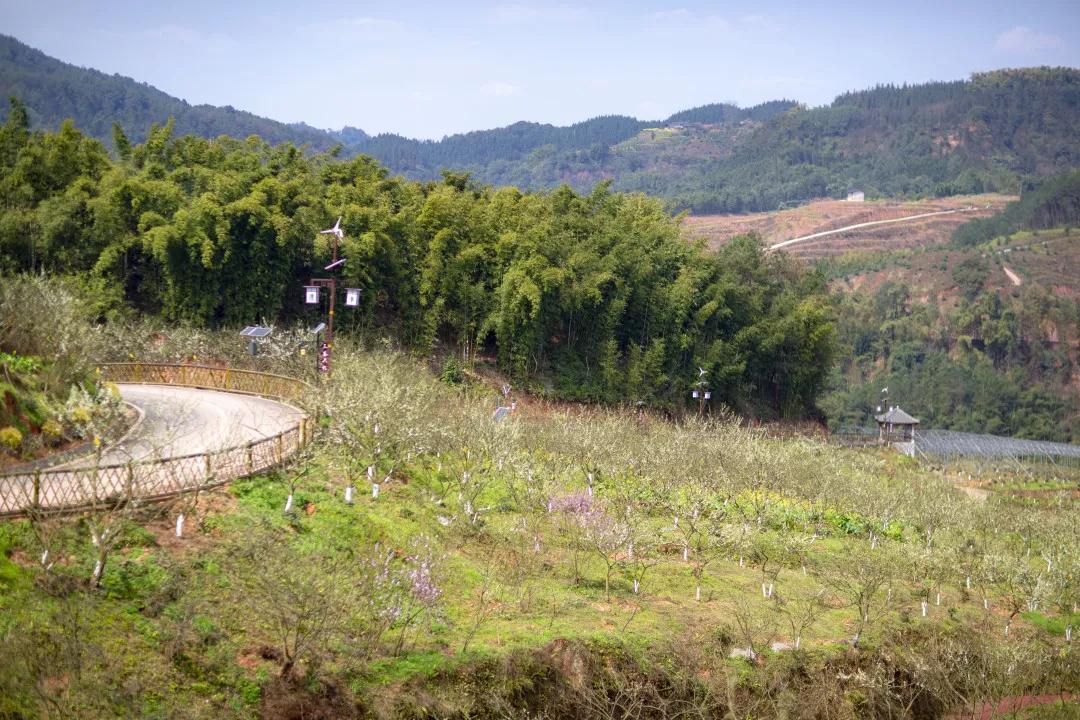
[875,406,920,425]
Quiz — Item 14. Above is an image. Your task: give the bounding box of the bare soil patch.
[950,693,1076,720]
[683,194,1012,258]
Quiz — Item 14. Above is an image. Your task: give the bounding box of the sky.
[1,1,1078,140]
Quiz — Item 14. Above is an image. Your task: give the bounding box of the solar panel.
[240,326,272,338]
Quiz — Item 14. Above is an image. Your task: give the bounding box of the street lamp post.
[305,217,360,374]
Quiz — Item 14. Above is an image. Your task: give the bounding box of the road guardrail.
[0,364,313,518]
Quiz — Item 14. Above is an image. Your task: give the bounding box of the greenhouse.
[915,429,1080,467]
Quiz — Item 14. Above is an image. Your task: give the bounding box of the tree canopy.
[0,108,835,417]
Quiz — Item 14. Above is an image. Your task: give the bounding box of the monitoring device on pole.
[310,322,326,335]
[304,286,320,304]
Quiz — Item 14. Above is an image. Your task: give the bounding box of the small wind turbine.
[698,366,707,378]
[320,216,344,239]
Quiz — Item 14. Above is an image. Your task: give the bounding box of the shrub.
[41,419,63,443]
[67,406,92,426]
[439,356,465,386]
[0,426,22,452]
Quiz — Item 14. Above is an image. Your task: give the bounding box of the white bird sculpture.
[320,216,344,239]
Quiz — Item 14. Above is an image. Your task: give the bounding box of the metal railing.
[0,364,314,518]
[97,362,311,406]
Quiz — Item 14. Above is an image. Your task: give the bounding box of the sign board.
[692,390,700,399]
[345,288,360,307]
[318,341,331,373]
[305,286,319,304]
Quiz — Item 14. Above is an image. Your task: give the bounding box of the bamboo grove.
[0,100,835,416]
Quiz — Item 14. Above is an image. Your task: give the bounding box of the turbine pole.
[327,230,338,374]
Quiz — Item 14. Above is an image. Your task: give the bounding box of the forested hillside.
[340,102,796,182]
[0,34,338,150]
[824,272,1079,441]
[953,170,1080,246]
[0,105,834,417]
[821,176,1080,441]
[4,34,1076,215]
[637,68,1080,213]
[352,68,1080,214]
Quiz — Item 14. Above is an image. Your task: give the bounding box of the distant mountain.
[336,103,798,182]
[0,34,338,150]
[660,68,1080,214]
[2,33,1077,214]
[340,70,1079,214]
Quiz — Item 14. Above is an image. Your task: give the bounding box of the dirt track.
[682,195,1013,258]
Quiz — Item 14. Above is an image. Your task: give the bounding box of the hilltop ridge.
[2,34,1077,213]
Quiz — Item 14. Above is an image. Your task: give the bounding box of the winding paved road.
[1,382,308,516]
[80,384,305,466]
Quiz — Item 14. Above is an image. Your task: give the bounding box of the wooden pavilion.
[875,406,920,444]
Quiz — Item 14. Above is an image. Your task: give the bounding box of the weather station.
[691,366,711,416]
[305,217,360,374]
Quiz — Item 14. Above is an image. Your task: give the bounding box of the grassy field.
[0,348,1077,718]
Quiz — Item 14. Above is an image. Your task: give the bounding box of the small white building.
[846,190,865,202]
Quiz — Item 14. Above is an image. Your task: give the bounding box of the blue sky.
[2,1,1077,139]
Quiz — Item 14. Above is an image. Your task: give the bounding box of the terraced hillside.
[830,227,1079,302]
[683,194,1013,259]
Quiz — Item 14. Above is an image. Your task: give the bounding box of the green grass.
[1022,611,1080,637]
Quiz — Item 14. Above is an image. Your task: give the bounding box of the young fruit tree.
[819,547,896,647]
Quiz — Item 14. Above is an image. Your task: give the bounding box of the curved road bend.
[67,384,305,467]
